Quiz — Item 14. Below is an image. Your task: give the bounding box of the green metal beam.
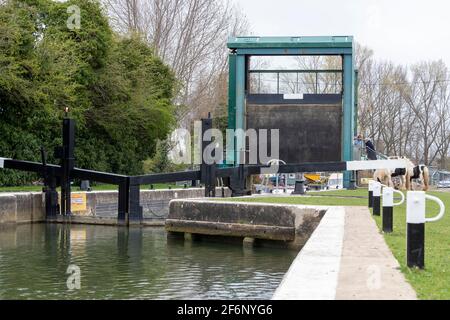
[235,54,246,165]
[354,69,359,135]
[228,36,353,49]
[248,69,343,74]
[228,54,237,131]
[234,48,353,56]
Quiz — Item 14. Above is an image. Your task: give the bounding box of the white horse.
[390,156,429,191]
[373,168,394,187]
[374,156,429,191]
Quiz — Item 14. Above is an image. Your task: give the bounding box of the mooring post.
[205,164,216,197]
[368,180,374,208]
[382,187,404,233]
[40,147,59,219]
[60,117,75,216]
[128,180,143,224]
[292,179,306,195]
[200,117,215,197]
[230,164,247,197]
[372,182,381,216]
[349,171,357,190]
[44,168,59,219]
[118,179,128,225]
[406,191,445,269]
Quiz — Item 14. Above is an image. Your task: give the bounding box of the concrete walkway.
[273,206,417,300]
[336,207,416,300]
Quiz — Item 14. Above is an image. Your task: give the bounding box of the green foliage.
[143,140,171,174]
[0,0,177,185]
[143,139,188,174]
[213,116,228,137]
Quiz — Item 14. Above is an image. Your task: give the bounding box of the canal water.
[0,224,297,300]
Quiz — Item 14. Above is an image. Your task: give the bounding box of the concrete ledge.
[273,207,346,300]
[169,200,296,226]
[166,219,295,241]
[166,199,325,248]
[49,215,123,226]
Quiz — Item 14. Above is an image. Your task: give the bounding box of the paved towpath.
[336,207,416,300]
[273,206,417,300]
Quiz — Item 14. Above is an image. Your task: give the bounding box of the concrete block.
[31,192,45,222]
[243,237,255,248]
[166,200,319,242]
[86,192,96,216]
[15,193,33,223]
[0,195,17,224]
[184,232,196,241]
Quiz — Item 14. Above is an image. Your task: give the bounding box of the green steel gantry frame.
[226,36,357,188]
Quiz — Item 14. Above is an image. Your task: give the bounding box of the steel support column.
[235,54,246,166]
[342,54,355,188]
[118,180,128,224]
[200,117,216,197]
[227,53,237,166]
[61,118,75,216]
[128,182,143,224]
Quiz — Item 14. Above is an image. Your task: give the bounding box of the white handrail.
[425,195,446,223]
[393,189,405,206]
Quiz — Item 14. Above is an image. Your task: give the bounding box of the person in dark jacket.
[365,139,378,160]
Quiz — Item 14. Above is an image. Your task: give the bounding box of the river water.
[0,224,297,300]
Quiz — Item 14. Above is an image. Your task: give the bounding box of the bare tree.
[290,56,341,94]
[401,61,447,165]
[103,0,249,124]
[431,76,450,168]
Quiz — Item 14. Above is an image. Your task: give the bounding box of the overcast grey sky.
[235,0,450,67]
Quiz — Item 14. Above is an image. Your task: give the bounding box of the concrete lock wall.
[0,193,45,224]
[166,200,326,249]
[0,188,230,225]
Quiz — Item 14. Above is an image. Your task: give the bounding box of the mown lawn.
[226,188,450,300]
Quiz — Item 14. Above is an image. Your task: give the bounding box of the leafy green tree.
[143,139,171,174]
[0,0,177,185]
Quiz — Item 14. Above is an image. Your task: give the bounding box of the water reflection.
[0,224,297,300]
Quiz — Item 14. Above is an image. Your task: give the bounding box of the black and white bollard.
[368,180,375,208]
[372,182,381,216]
[382,187,404,233]
[406,191,445,269]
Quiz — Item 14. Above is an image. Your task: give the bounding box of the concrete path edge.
[272,207,346,300]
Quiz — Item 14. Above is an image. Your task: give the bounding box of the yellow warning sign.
[71,193,87,212]
[361,178,374,185]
